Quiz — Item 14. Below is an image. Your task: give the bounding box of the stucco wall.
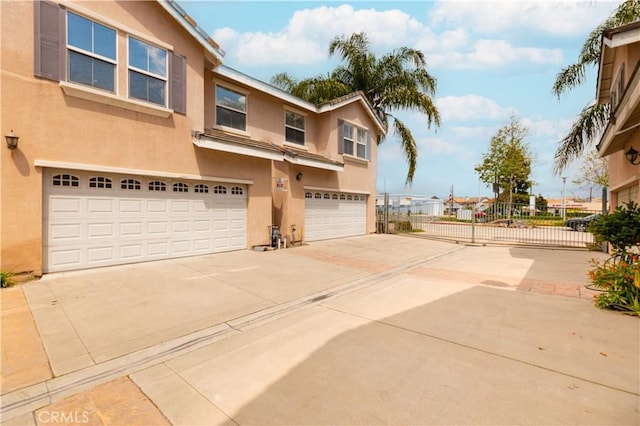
[1,1,272,274]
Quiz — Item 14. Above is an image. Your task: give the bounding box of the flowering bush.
[589,202,640,316]
[589,257,640,316]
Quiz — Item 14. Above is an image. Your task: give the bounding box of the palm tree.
[271,32,440,185]
[553,0,640,173]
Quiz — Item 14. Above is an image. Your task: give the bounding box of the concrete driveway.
[2,234,638,425]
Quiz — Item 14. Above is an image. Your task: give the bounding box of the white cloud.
[419,137,459,154]
[215,5,426,66]
[429,1,618,37]
[428,39,563,69]
[436,95,513,122]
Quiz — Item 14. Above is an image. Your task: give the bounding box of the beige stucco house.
[1,0,384,276]
[596,20,640,208]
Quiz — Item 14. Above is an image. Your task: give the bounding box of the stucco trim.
[284,155,344,172]
[609,174,640,192]
[60,82,173,118]
[193,138,284,161]
[304,186,371,195]
[34,160,254,184]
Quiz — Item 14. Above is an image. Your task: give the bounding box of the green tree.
[552,0,640,172]
[271,32,440,184]
[475,116,533,213]
[572,148,609,197]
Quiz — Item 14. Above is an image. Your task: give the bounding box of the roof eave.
[157,0,225,65]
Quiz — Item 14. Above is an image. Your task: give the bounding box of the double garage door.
[304,191,367,241]
[43,170,247,273]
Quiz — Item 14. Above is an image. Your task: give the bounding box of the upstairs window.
[285,110,305,145]
[216,86,246,131]
[128,37,167,106]
[343,123,367,159]
[66,12,116,92]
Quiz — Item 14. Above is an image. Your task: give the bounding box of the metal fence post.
[384,192,389,234]
[471,202,476,243]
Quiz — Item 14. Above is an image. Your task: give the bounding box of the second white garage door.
[43,170,247,273]
[304,191,367,241]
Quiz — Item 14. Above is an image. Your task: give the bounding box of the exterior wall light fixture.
[296,172,303,181]
[5,129,19,150]
[624,146,640,165]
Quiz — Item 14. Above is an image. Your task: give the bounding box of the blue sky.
[180,0,620,200]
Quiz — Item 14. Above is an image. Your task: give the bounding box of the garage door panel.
[87,246,115,263]
[87,198,114,213]
[148,221,169,235]
[147,200,168,213]
[119,199,143,213]
[50,197,82,214]
[50,249,82,267]
[120,244,143,259]
[50,223,82,240]
[172,240,191,254]
[120,222,144,237]
[148,242,169,256]
[171,200,190,213]
[44,170,248,273]
[87,223,114,238]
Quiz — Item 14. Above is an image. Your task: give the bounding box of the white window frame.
[66,11,118,93]
[127,35,168,107]
[343,122,368,160]
[215,85,248,132]
[284,109,306,146]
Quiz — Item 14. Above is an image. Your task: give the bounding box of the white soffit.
[193,138,284,161]
[284,153,344,172]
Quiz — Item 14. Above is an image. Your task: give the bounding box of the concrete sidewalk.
[2,234,638,425]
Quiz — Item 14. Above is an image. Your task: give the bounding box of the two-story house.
[596,20,640,208]
[1,0,384,276]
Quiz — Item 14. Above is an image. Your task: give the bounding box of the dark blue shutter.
[170,53,187,114]
[34,0,63,81]
[337,119,344,154]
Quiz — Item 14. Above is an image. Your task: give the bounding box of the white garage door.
[304,191,367,241]
[43,170,247,273]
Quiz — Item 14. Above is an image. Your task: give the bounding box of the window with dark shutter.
[34,0,63,81]
[170,53,187,114]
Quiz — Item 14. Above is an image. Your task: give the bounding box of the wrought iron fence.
[376,194,605,249]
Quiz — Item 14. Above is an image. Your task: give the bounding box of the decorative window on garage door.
[194,184,209,193]
[148,181,166,191]
[231,186,243,195]
[121,179,141,190]
[214,185,227,194]
[173,182,188,192]
[89,176,112,188]
[53,174,80,187]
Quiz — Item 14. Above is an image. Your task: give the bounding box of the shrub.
[1,271,16,288]
[588,202,640,316]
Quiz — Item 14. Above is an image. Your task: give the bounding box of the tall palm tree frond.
[553,103,610,173]
[272,32,440,184]
[553,0,640,171]
[392,118,419,185]
[553,1,640,98]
